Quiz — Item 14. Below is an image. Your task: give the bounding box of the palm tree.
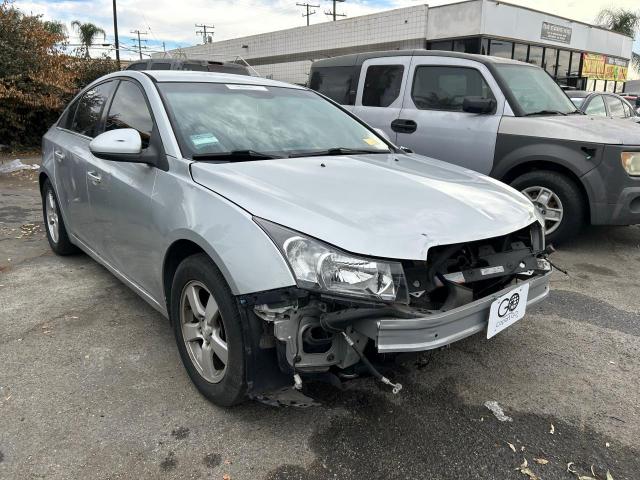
[595,8,640,70]
[71,20,106,58]
[43,20,67,38]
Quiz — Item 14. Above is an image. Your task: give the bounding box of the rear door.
[53,81,115,244]
[352,57,410,142]
[394,57,504,174]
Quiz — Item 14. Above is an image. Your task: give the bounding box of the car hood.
[190,154,538,260]
[499,115,640,145]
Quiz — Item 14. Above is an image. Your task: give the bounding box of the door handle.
[87,171,102,185]
[54,150,65,163]
[391,119,417,134]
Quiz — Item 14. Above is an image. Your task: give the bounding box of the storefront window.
[528,46,543,66]
[556,50,571,79]
[428,40,453,51]
[569,52,581,76]
[480,38,489,55]
[543,48,557,76]
[513,44,528,62]
[489,39,513,58]
[453,38,481,54]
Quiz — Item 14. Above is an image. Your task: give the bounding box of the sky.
[14,0,640,65]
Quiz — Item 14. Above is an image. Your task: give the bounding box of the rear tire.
[41,179,78,255]
[510,170,585,245]
[170,253,248,406]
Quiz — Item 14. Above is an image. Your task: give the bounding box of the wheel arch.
[39,171,49,195]
[499,160,591,220]
[162,237,228,315]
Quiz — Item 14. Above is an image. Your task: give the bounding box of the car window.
[585,96,606,116]
[70,81,115,137]
[362,65,404,107]
[106,80,154,147]
[570,97,585,108]
[58,99,80,130]
[605,96,625,118]
[309,66,359,105]
[411,66,494,111]
[150,62,172,70]
[127,62,148,71]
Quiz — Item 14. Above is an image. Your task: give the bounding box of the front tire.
[170,253,247,406]
[510,170,586,244]
[41,179,78,255]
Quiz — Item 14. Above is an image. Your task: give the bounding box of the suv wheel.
[42,179,78,255]
[510,171,585,244]
[170,253,248,406]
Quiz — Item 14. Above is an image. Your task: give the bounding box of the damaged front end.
[244,219,551,394]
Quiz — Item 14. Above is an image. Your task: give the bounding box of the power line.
[325,0,345,21]
[296,2,319,26]
[130,29,148,60]
[195,24,214,44]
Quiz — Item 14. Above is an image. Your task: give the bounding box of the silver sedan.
[41,71,551,406]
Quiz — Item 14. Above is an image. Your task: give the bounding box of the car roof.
[310,49,528,69]
[141,70,304,89]
[567,91,590,98]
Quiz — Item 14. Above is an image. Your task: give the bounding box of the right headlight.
[255,218,408,303]
[621,152,640,176]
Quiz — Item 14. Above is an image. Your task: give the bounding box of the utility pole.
[325,0,345,21]
[296,2,319,26]
[112,0,120,68]
[195,24,215,44]
[130,29,148,60]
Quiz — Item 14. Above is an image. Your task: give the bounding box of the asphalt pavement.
[1,161,639,479]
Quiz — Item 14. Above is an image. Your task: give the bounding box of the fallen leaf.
[606,471,614,480]
[521,446,525,451]
[577,476,597,480]
[518,465,539,480]
[223,475,231,480]
[550,423,555,434]
[605,442,610,447]
[520,458,528,469]
[567,462,578,473]
[534,458,549,465]
[508,442,517,452]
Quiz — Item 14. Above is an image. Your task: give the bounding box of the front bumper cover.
[353,272,551,352]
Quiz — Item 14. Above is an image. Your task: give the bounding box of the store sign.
[541,22,572,44]
[582,53,628,82]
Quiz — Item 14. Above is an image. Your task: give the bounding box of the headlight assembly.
[621,152,640,176]
[255,218,408,303]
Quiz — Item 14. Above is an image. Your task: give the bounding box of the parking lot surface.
[1,164,639,479]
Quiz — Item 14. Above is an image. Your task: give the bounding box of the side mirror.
[89,128,143,162]
[462,96,496,114]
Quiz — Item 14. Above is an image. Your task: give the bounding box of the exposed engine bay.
[249,222,552,393]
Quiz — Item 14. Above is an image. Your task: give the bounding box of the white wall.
[426,1,483,40]
[158,5,428,63]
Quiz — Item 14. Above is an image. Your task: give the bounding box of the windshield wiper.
[288,147,390,158]
[524,110,568,116]
[191,150,282,162]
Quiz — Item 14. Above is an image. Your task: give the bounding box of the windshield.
[158,83,390,159]
[494,64,578,115]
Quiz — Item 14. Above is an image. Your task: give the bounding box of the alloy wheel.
[522,186,564,235]
[45,190,60,244]
[180,281,228,384]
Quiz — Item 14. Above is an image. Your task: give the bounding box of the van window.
[150,62,172,70]
[309,66,359,105]
[362,65,404,107]
[411,66,494,112]
[585,96,606,116]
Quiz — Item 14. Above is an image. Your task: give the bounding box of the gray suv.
[310,50,640,243]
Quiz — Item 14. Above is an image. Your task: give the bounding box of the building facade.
[156,0,634,91]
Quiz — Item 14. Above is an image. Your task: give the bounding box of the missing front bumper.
[352,272,551,353]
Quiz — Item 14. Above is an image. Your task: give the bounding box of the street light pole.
[112,0,121,69]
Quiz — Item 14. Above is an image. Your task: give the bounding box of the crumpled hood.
[499,115,640,145]
[191,154,538,260]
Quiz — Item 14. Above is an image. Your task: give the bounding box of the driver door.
[394,57,504,174]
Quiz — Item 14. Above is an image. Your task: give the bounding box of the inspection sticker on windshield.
[225,84,268,91]
[487,283,529,339]
[190,133,219,148]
